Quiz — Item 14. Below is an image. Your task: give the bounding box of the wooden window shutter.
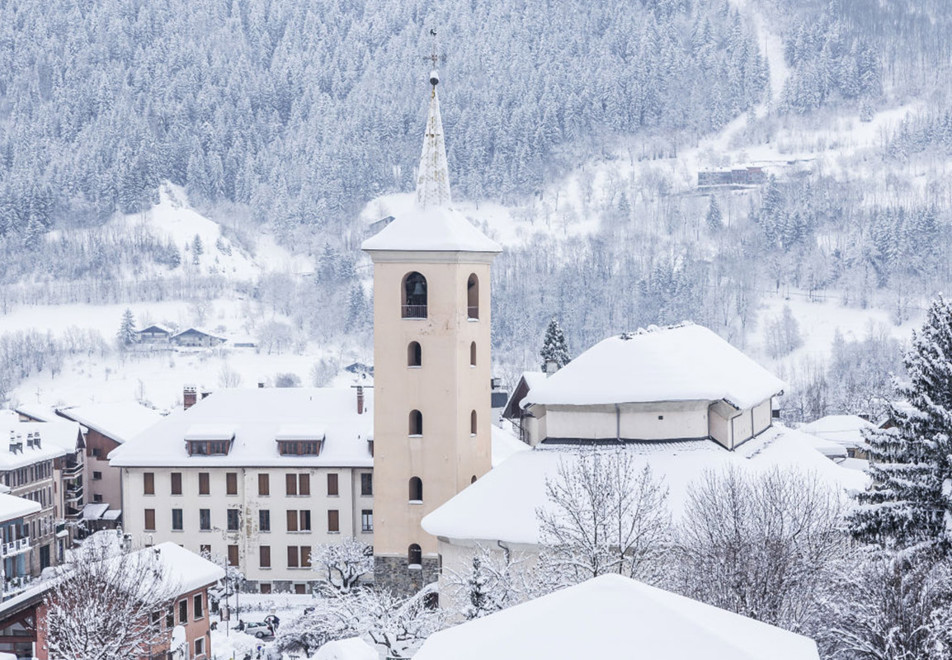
[143,472,154,495]
[199,472,209,495]
[327,473,338,496]
[144,508,155,530]
[327,509,339,533]
[259,545,271,568]
[258,473,270,496]
[299,474,310,496]
[226,472,238,495]
[227,545,239,567]
[286,473,297,496]
[170,472,182,495]
[286,510,298,532]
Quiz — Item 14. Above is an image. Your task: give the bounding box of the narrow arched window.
[409,410,423,436]
[409,477,423,502]
[467,274,479,320]
[408,543,422,566]
[402,272,427,319]
[470,341,477,367]
[471,475,477,484]
[470,410,477,436]
[408,341,422,367]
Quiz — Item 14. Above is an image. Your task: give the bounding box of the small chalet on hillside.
[171,328,226,348]
[134,325,172,344]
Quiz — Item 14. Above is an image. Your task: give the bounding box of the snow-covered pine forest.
[0,0,949,422]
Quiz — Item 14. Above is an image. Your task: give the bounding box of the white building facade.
[109,387,374,593]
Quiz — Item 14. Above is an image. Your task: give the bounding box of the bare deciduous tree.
[311,538,374,594]
[42,539,178,660]
[671,467,847,632]
[536,447,670,586]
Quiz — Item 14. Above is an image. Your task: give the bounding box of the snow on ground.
[210,593,319,660]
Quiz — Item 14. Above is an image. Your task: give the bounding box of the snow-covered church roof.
[524,323,785,410]
[422,425,867,546]
[415,574,820,660]
[361,72,500,255]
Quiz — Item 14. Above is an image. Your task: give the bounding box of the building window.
[467,273,479,319]
[259,545,271,569]
[226,472,238,495]
[227,544,239,567]
[171,509,183,531]
[92,471,102,481]
[277,440,322,455]
[227,509,240,531]
[401,271,427,318]
[258,473,270,496]
[198,472,210,495]
[93,494,103,503]
[328,509,339,533]
[286,510,298,532]
[409,477,423,503]
[360,473,373,496]
[259,509,270,532]
[200,544,211,556]
[193,593,204,620]
[143,472,154,495]
[186,439,233,456]
[287,546,299,568]
[470,341,477,366]
[260,583,272,594]
[92,447,102,459]
[409,410,423,436]
[199,509,211,531]
[144,509,156,531]
[408,341,422,367]
[327,473,338,497]
[178,599,188,624]
[408,544,422,567]
[361,509,373,532]
[286,473,310,496]
[301,545,311,567]
[194,638,205,657]
[170,472,182,495]
[471,410,477,435]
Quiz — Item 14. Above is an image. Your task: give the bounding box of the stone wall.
[374,556,439,596]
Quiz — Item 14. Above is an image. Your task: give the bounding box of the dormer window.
[277,440,322,456]
[275,425,325,456]
[184,425,236,456]
[402,272,427,318]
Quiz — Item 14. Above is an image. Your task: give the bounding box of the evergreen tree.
[540,318,571,373]
[706,195,722,232]
[463,556,495,620]
[191,234,204,265]
[851,296,952,555]
[117,308,137,349]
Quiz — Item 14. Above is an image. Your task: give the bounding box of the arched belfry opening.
[467,274,479,319]
[408,341,422,367]
[402,272,427,318]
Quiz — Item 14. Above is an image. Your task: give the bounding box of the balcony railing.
[4,575,32,596]
[1,537,30,558]
[401,304,427,319]
[65,485,84,504]
[62,461,83,478]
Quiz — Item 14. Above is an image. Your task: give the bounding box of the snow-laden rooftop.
[108,388,373,468]
[415,574,820,660]
[56,402,161,444]
[184,424,237,441]
[313,637,378,660]
[524,324,785,410]
[0,493,41,522]
[800,414,875,449]
[423,425,868,545]
[0,414,72,469]
[491,424,529,467]
[361,205,501,253]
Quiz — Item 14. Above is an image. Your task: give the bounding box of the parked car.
[240,621,274,639]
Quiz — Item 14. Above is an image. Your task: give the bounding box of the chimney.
[183,386,197,410]
[545,359,559,376]
[356,385,364,415]
[258,382,265,389]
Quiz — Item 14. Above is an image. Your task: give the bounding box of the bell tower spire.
[415,32,452,209]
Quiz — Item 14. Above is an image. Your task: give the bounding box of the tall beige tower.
[362,69,501,594]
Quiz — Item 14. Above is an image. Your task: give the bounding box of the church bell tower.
[362,67,501,594]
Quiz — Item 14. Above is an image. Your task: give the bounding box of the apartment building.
[109,387,374,593]
[0,416,82,577]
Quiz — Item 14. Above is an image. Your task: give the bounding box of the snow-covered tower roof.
[361,70,500,254]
